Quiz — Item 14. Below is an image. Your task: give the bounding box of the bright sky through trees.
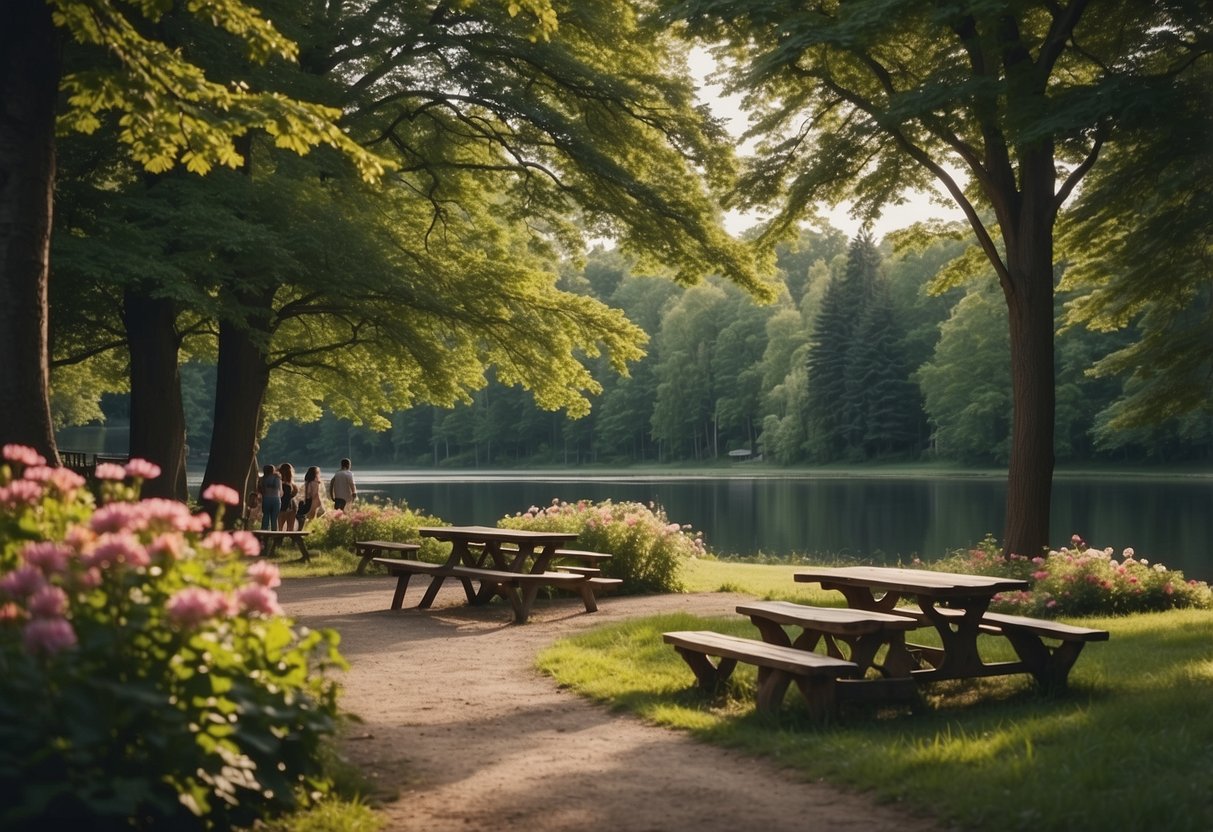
[688,48,963,239]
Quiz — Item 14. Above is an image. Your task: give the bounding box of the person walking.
[278,463,298,531]
[258,464,282,531]
[297,466,324,530]
[329,458,357,510]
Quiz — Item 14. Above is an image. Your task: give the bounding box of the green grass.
[537,565,1213,832]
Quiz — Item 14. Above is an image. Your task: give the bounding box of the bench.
[372,558,611,623]
[251,529,311,561]
[892,607,1109,690]
[663,630,860,719]
[737,601,922,679]
[353,540,421,575]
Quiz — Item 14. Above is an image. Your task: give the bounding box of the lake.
[342,471,1213,582]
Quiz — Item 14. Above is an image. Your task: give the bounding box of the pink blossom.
[20,465,55,482]
[230,531,261,557]
[1046,599,1058,609]
[63,526,94,552]
[202,483,241,506]
[76,568,102,590]
[0,479,44,508]
[146,534,183,562]
[93,463,127,481]
[1164,583,1174,595]
[246,560,281,588]
[2,444,46,467]
[0,565,47,598]
[28,585,69,618]
[22,541,74,575]
[0,602,24,622]
[91,502,144,534]
[124,459,161,480]
[1122,548,1135,559]
[166,587,231,628]
[88,534,150,569]
[665,523,680,534]
[202,531,235,555]
[1031,556,1045,565]
[235,584,282,617]
[46,468,86,493]
[1032,570,1049,580]
[625,515,638,527]
[23,617,77,655]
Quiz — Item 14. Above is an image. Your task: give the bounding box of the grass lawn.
[536,558,1213,832]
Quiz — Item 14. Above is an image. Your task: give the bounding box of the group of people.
[248,458,358,531]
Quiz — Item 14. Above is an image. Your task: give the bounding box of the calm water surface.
[346,472,1212,582]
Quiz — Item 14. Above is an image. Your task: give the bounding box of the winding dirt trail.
[278,577,946,832]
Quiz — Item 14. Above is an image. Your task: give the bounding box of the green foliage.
[303,500,447,561]
[50,0,387,181]
[499,499,705,593]
[0,446,346,829]
[930,534,1212,618]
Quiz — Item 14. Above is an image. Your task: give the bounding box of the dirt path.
[278,577,946,832]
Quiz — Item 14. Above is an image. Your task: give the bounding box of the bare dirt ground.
[278,577,947,832]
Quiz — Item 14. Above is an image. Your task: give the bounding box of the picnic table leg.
[755,667,794,712]
[294,535,310,562]
[916,598,991,677]
[673,647,738,690]
[355,544,377,575]
[1000,630,1087,692]
[390,573,413,609]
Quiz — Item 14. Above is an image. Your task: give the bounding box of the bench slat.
[663,631,858,676]
[737,601,920,635]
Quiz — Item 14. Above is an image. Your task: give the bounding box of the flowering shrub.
[498,499,707,593]
[304,499,446,562]
[0,446,346,830]
[929,533,1213,617]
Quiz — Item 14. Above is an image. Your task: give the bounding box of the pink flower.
[1122,548,1135,559]
[202,531,235,555]
[90,502,144,534]
[202,483,241,506]
[3,444,46,467]
[0,602,24,622]
[166,587,231,628]
[246,560,281,588]
[20,465,55,482]
[1164,583,1174,595]
[0,479,44,508]
[94,463,127,481]
[88,534,150,570]
[146,534,183,562]
[236,584,282,617]
[46,468,86,493]
[231,531,261,557]
[0,566,47,598]
[23,617,77,655]
[124,459,161,480]
[1032,570,1049,580]
[28,585,69,618]
[1046,599,1058,608]
[22,541,74,575]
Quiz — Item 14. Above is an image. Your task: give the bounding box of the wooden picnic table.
[251,529,311,562]
[376,526,598,623]
[793,566,1107,690]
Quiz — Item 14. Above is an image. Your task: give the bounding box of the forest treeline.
[96,227,1206,469]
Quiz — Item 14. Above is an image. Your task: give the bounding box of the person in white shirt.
[329,458,357,510]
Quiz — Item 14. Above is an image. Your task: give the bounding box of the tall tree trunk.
[0,0,60,462]
[999,156,1056,558]
[123,289,188,499]
[200,289,275,509]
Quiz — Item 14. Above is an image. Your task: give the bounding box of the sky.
[688,49,964,241]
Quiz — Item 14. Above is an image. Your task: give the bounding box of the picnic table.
[794,566,1108,690]
[251,529,311,562]
[374,526,614,623]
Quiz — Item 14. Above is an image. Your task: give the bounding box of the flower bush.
[304,499,446,562]
[0,446,346,830]
[929,533,1213,617]
[498,499,707,593]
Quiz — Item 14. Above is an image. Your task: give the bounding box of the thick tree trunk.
[999,159,1056,558]
[123,289,188,500]
[0,1,60,462]
[200,291,275,509]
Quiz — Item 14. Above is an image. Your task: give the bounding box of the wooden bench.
[892,607,1109,690]
[251,529,311,561]
[353,540,421,575]
[663,630,860,720]
[372,558,611,623]
[737,601,922,680]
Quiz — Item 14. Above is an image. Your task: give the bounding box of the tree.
[0,0,383,462]
[664,0,1211,556]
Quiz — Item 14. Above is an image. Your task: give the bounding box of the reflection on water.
[183,468,1211,581]
[332,472,1212,582]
